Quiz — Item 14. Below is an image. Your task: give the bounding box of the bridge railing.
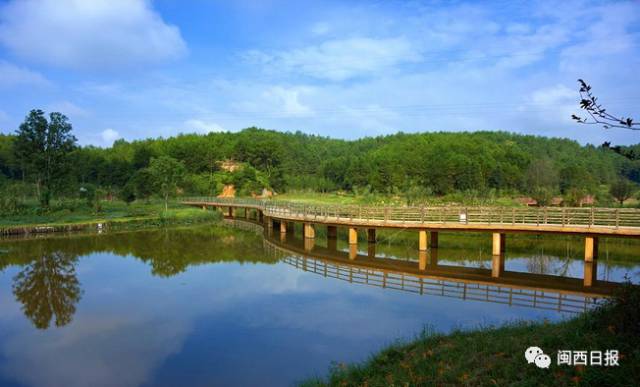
[182,197,640,229]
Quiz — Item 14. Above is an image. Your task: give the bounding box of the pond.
[0,222,638,387]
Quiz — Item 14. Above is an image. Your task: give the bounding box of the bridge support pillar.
[430,248,439,267]
[304,238,315,251]
[491,253,505,278]
[583,261,598,287]
[418,251,427,270]
[228,207,233,218]
[419,230,428,251]
[327,226,338,239]
[367,229,376,244]
[348,228,358,245]
[327,237,337,251]
[304,223,315,239]
[492,233,506,255]
[584,236,598,262]
[259,211,264,224]
[349,244,358,260]
[430,232,439,248]
[280,221,287,234]
[367,243,376,258]
[202,205,207,211]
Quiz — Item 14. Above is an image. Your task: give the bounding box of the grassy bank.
[276,190,640,208]
[0,199,220,234]
[302,284,640,386]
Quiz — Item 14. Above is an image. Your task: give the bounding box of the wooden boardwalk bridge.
[183,197,640,287]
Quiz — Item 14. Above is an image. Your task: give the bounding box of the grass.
[0,199,220,230]
[301,284,640,386]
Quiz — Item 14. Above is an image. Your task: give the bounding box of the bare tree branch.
[572,79,638,130]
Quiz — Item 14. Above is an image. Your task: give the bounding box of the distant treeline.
[1,122,640,206]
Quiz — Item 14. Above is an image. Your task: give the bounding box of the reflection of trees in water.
[12,251,81,329]
[526,254,572,276]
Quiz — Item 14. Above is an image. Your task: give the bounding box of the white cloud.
[0,0,187,70]
[311,22,330,36]
[46,101,90,118]
[101,128,121,145]
[249,37,421,81]
[0,60,50,88]
[262,86,314,117]
[183,119,226,134]
[530,84,576,105]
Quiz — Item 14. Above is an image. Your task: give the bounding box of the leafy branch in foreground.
[572,79,638,130]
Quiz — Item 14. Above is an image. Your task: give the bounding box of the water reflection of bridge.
[262,236,615,314]
[224,219,618,314]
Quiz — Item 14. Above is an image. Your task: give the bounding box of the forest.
[1,109,640,213]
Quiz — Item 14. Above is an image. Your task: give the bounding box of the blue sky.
[0,0,638,146]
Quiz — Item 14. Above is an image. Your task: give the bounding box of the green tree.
[13,110,77,207]
[131,169,154,203]
[148,156,186,211]
[525,159,558,205]
[610,179,636,207]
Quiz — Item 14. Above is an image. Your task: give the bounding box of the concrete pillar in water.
[348,228,358,245]
[491,253,505,278]
[430,232,439,248]
[349,244,358,260]
[327,225,338,239]
[367,243,376,258]
[429,247,439,267]
[418,251,427,270]
[492,233,506,256]
[228,207,233,218]
[304,238,315,251]
[304,223,315,239]
[583,261,598,287]
[419,230,427,251]
[327,237,337,251]
[584,236,598,262]
[280,221,287,234]
[367,229,376,244]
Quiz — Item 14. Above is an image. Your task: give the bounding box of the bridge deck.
[183,198,640,237]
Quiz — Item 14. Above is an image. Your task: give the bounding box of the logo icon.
[525,346,550,369]
[534,353,551,368]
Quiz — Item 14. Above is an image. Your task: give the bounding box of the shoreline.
[0,212,221,237]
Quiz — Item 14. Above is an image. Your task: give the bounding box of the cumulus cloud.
[0,60,50,88]
[0,0,187,70]
[101,128,121,145]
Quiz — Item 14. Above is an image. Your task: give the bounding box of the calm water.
[0,222,638,387]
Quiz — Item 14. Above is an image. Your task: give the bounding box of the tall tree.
[610,179,636,207]
[148,156,186,211]
[13,110,77,206]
